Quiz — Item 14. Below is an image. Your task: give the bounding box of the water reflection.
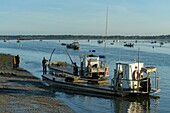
[113,96,159,113]
[53,88,159,113]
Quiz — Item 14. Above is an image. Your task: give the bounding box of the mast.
[104,7,108,54]
[105,7,108,36]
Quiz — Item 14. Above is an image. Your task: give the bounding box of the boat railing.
[86,66,108,77]
[49,62,67,66]
[91,67,105,72]
[112,76,160,94]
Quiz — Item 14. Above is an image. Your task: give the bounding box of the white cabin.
[80,54,99,68]
[113,61,160,94]
[114,62,144,89]
[79,54,108,78]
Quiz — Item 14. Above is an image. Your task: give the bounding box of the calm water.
[0,39,170,113]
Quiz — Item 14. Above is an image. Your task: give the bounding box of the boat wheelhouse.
[79,54,109,78]
[112,61,160,95]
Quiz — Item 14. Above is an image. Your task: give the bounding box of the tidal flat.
[0,54,74,113]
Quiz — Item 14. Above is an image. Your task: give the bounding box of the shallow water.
[0,39,170,113]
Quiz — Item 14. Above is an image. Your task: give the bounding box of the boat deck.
[42,74,160,98]
[49,63,74,75]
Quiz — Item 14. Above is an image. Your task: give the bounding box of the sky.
[0,0,170,36]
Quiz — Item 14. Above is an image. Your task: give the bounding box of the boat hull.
[42,74,156,97]
[42,74,127,97]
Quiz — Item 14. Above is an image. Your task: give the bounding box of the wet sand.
[0,54,74,113]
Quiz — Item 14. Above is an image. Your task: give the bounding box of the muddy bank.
[0,54,74,113]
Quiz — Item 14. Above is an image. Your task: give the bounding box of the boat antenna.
[49,48,56,64]
[138,47,140,73]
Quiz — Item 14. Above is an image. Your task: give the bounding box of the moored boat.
[4,39,7,42]
[97,40,104,44]
[124,43,134,47]
[66,41,80,50]
[110,42,114,45]
[44,46,160,98]
[160,42,164,47]
[61,43,67,46]
[16,39,20,43]
[42,61,160,97]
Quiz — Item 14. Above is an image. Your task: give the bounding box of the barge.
[42,61,160,97]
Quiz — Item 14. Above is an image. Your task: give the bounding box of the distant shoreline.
[0,35,170,41]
